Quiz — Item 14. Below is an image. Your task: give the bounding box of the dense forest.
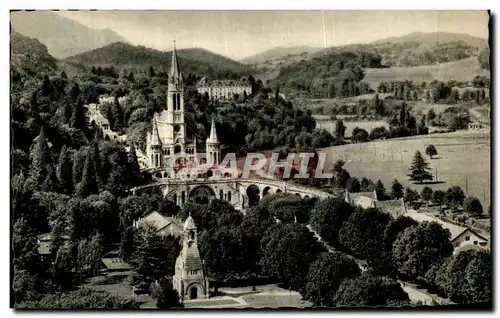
[273,51,382,98]
[64,42,254,80]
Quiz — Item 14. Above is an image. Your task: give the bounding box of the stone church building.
[172,215,210,300]
[145,42,221,171]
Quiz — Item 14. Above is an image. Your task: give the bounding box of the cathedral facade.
[172,215,210,300]
[145,43,221,173]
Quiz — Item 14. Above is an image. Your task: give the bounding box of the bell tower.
[166,40,186,154]
[172,215,210,300]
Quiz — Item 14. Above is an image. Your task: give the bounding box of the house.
[134,211,183,238]
[37,232,70,255]
[196,77,252,101]
[403,211,489,253]
[345,190,378,209]
[374,198,407,219]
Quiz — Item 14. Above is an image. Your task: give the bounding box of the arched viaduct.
[130,177,332,209]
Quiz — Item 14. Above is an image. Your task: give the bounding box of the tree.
[346,177,361,192]
[27,127,51,189]
[333,271,410,307]
[375,180,387,200]
[437,250,491,304]
[56,145,74,194]
[151,277,183,309]
[427,109,436,122]
[421,186,433,205]
[382,216,418,271]
[445,186,466,212]
[17,289,140,309]
[131,232,181,287]
[390,179,404,199]
[119,227,138,261]
[305,252,361,307]
[404,187,420,208]
[360,177,374,192]
[408,151,433,183]
[352,127,369,143]
[260,223,325,292]
[338,207,392,265]
[335,119,347,139]
[425,145,438,159]
[464,196,483,217]
[392,221,453,279]
[75,152,99,197]
[310,198,354,248]
[127,144,141,185]
[432,190,446,210]
[70,99,86,131]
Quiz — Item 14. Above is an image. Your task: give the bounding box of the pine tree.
[111,97,124,132]
[69,83,80,103]
[391,179,404,199]
[28,127,50,189]
[70,99,86,131]
[75,152,99,197]
[409,150,433,184]
[41,164,59,192]
[89,140,102,187]
[57,145,74,194]
[127,144,141,184]
[72,148,86,189]
[375,180,387,200]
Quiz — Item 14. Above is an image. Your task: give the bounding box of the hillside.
[65,42,254,79]
[11,31,58,75]
[10,11,128,58]
[240,46,323,65]
[363,57,489,89]
[372,31,488,48]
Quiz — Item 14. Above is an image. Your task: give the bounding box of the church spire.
[151,116,161,146]
[207,117,219,144]
[169,40,183,87]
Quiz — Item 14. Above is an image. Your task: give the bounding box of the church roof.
[206,118,219,144]
[150,116,162,146]
[184,215,196,231]
[374,199,407,219]
[177,245,203,271]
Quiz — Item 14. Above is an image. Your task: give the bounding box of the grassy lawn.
[320,130,491,208]
[241,294,311,308]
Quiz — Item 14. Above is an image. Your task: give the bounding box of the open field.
[364,57,489,89]
[320,130,491,207]
[315,118,389,138]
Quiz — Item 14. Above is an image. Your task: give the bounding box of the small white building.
[404,211,489,253]
[345,190,378,209]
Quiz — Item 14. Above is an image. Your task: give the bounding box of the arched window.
[220,189,223,200]
[227,191,231,202]
[182,191,186,204]
[172,93,177,110]
[176,94,181,110]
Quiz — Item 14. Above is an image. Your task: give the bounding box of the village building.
[133,211,184,238]
[345,190,378,209]
[403,211,489,253]
[196,77,252,101]
[172,215,210,300]
[374,198,407,219]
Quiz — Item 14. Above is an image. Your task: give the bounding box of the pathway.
[305,225,449,305]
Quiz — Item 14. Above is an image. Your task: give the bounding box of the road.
[305,224,451,305]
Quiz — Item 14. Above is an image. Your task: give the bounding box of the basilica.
[145,43,221,175]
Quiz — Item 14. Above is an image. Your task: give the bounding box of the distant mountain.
[65,42,254,79]
[10,11,128,58]
[372,32,488,48]
[240,46,323,64]
[11,31,58,75]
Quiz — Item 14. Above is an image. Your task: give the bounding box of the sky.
[56,10,489,60]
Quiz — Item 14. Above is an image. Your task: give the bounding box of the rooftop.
[404,211,468,241]
[375,199,407,218]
